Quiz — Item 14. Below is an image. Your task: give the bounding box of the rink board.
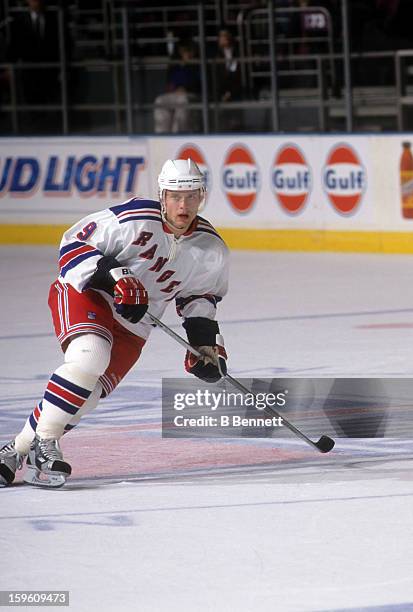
[1,134,413,252]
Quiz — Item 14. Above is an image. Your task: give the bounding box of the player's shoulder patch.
[109,198,162,224]
[195,215,225,243]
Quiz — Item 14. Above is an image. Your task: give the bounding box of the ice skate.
[0,440,25,487]
[24,436,71,489]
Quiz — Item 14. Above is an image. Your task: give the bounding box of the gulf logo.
[222,145,259,213]
[272,145,311,214]
[323,144,366,215]
[176,144,211,192]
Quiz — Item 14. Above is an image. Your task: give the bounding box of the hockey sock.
[15,407,42,455]
[15,334,111,448]
[65,382,102,430]
[14,381,103,454]
[35,363,97,440]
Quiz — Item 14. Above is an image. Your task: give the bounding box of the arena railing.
[236,5,335,98]
[109,2,221,59]
[395,50,413,131]
[0,5,410,135]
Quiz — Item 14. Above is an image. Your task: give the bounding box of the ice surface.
[1,246,413,612]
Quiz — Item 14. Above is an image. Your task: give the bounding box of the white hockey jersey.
[57,198,229,340]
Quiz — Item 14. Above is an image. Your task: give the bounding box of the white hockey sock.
[15,418,38,455]
[36,363,97,440]
[64,382,102,431]
[14,382,103,454]
[16,334,111,446]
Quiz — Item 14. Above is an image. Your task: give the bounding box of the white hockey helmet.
[158,158,206,206]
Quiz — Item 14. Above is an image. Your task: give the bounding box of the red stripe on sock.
[47,380,86,408]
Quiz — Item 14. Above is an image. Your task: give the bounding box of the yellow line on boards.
[0,225,67,245]
[2,225,413,254]
[218,228,413,254]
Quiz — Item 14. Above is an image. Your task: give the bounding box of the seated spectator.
[153,39,200,133]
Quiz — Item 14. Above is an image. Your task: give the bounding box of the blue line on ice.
[1,307,413,341]
[2,491,413,522]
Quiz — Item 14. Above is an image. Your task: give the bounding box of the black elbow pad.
[88,256,121,295]
[183,317,220,346]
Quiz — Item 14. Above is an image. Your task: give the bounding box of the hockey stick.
[147,311,335,454]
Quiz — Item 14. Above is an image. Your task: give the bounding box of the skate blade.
[23,466,67,489]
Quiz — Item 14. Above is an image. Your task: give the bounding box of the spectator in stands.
[352,0,412,54]
[214,28,243,131]
[377,0,413,49]
[0,19,8,128]
[7,0,61,131]
[215,29,242,103]
[352,0,412,85]
[153,39,200,134]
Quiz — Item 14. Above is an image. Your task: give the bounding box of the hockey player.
[0,159,229,488]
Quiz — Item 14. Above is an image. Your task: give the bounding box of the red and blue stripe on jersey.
[109,198,224,243]
[194,216,224,242]
[110,198,162,224]
[59,241,102,278]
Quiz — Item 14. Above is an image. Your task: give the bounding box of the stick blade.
[315,435,335,453]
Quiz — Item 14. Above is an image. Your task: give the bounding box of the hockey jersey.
[57,198,229,339]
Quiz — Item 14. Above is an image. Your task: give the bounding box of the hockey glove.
[89,256,148,324]
[110,267,148,324]
[185,334,227,383]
